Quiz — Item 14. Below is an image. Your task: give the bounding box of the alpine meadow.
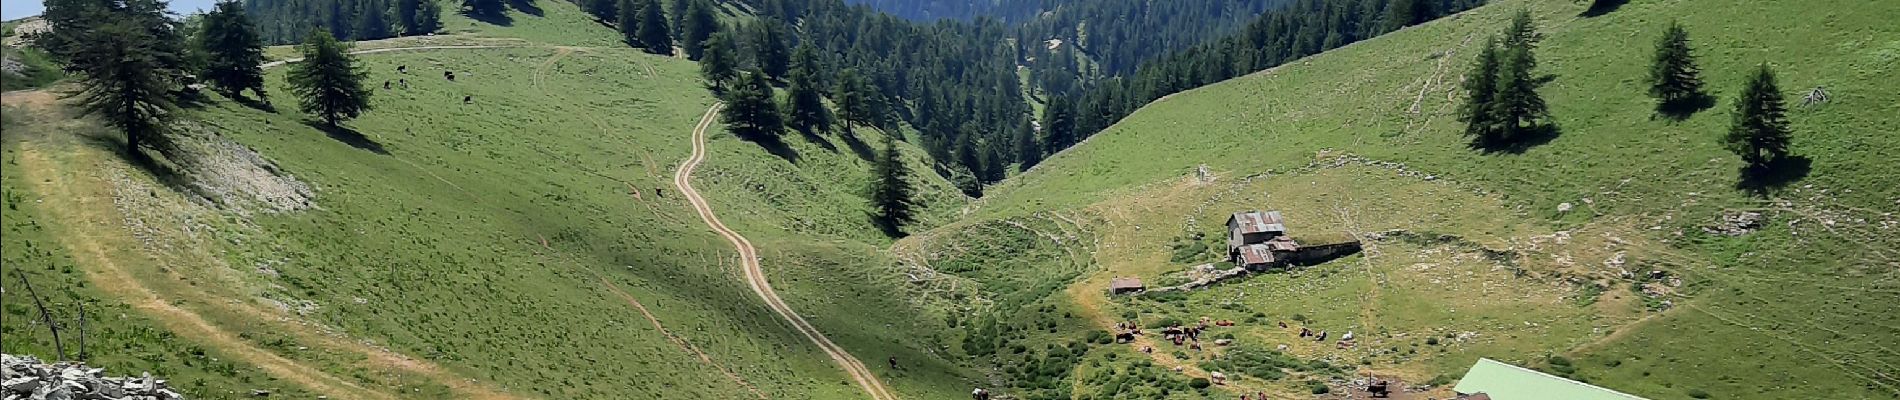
[1,0,1895,399]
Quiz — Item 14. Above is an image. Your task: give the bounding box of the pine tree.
[1647,21,1704,105]
[637,0,673,54]
[681,0,718,60]
[668,0,689,35]
[785,43,831,133]
[721,70,783,140]
[833,68,871,135]
[1014,119,1041,170]
[287,29,373,127]
[1724,64,1792,171]
[699,32,738,89]
[584,0,617,22]
[69,16,180,159]
[616,0,641,47]
[870,135,915,233]
[353,0,391,40]
[752,22,791,80]
[1501,9,1542,52]
[1381,0,1426,32]
[1458,37,1501,146]
[415,0,443,34]
[1491,38,1547,141]
[396,0,421,34]
[1041,96,1077,153]
[198,0,268,99]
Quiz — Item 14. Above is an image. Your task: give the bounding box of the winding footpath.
[672,104,898,400]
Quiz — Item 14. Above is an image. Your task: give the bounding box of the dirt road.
[261,45,513,68]
[672,104,898,400]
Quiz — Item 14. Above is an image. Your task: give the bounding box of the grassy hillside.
[926,0,1898,398]
[3,0,980,398]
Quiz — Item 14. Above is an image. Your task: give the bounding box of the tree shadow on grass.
[794,126,838,153]
[838,129,875,162]
[1471,124,1561,155]
[507,0,543,17]
[461,8,513,26]
[228,93,278,113]
[1580,0,1630,17]
[1736,155,1812,197]
[736,132,798,164]
[1655,93,1716,122]
[303,121,390,155]
[869,214,907,238]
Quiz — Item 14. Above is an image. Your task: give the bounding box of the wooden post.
[77,302,88,361]
[16,271,64,361]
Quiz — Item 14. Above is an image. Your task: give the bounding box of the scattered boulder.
[2,354,185,400]
[1703,211,1764,236]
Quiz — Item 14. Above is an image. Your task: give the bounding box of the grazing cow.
[399,79,408,88]
[971,388,990,400]
[398,65,407,73]
[464,95,473,104]
[383,80,391,89]
[888,357,899,370]
[445,71,456,81]
[1210,372,1226,385]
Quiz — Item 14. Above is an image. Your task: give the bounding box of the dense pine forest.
[243,0,441,43]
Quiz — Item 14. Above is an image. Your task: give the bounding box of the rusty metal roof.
[1230,211,1287,234]
[1109,277,1144,290]
[1237,244,1275,265]
[1266,236,1301,252]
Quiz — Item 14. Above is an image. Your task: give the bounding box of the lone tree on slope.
[1647,21,1706,112]
[721,70,784,140]
[287,29,373,128]
[198,0,268,100]
[1724,64,1793,173]
[68,12,183,159]
[870,135,916,235]
[1459,37,1502,146]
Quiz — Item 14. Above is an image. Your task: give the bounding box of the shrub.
[1307,380,1330,394]
[1687,389,1711,399]
[1188,378,1211,389]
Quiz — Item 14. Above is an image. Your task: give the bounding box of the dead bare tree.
[15,271,65,361]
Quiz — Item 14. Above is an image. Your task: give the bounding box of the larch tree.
[198,0,268,99]
[1458,37,1501,146]
[751,21,791,80]
[785,43,832,133]
[286,29,373,127]
[699,31,738,89]
[870,135,916,234]
[636,0,673,55]
[681,0,718,60]
[833,68,872,135]
[721,70,784,140]
[1647,21,1705,107]
[1724,64,1793,172]
[1489,9,1546,143]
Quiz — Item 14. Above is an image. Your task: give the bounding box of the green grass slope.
[944,0,1897,398]
[4,0,979,398]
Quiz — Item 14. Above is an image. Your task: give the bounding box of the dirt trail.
[16,144,398,400]
[589,272,770,399]
[673,104,898,400]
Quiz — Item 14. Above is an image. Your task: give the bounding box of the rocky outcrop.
[2,354,183,400]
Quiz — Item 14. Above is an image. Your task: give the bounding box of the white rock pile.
[2,354,183,400]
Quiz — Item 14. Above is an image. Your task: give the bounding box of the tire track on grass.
[674,103,898,400]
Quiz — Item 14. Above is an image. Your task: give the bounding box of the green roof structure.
[1453,358,1649,400]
